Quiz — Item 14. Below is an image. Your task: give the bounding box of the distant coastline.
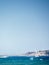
[22,50,49,57]
[0,50,49,58]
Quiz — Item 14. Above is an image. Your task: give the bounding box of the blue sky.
[0,0,49,55]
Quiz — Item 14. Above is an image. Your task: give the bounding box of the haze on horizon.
[0,0,49,55]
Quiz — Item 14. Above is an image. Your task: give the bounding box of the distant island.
[0,50,49,58]
[23,50,49,57]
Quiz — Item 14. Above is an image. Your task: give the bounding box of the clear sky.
[0,0,49,55]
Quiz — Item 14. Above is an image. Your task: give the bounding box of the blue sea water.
[0,56,49,65]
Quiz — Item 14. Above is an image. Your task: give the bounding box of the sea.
[0,56,49,65]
